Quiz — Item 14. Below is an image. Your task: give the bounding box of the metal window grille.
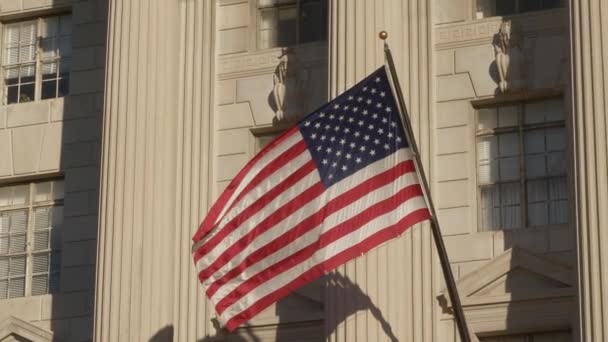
[2,14,71,105]
[0,180,63,299]
[476,98,568,231]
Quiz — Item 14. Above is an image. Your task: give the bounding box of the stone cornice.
[435,8,568,50]
[217,43,328,79]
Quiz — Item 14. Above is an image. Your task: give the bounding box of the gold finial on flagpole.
[378,31,388,40]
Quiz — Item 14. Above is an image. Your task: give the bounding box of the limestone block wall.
[0,0,107,341]
[432,8,576,340]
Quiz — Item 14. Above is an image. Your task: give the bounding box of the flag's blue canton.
[298,67,409,188]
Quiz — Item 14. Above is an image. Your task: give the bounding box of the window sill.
[1,97,65,129]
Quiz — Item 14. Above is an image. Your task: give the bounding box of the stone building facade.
[0,0,606,341]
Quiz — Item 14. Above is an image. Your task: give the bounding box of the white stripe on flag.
[214,132,304,227]
[198,168,320,277]
[208,169,421,304]
[218,195,427,325]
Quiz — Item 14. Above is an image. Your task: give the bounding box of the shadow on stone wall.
[49,0,108,340]
[146,271,397,342]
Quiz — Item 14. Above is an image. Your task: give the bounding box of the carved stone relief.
[493,19,526,93]
[272,47,292,122]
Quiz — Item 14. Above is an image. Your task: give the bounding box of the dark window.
[258,0,327,49]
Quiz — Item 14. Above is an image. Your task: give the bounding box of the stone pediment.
[0,316,52,342]
[440,247,574,308]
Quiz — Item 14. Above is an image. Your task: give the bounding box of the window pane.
[499,133,519,157]
[4,47,19,65]
[4,70,18,86]
[0,235,6,254]
[499,157,519,181]
[8,277,24,298]
[9,233,26,253]
[527,179,548,226]
[277,7,297,46]
[547,151,566,175]
[480,185,501,231]
[500,182,521,229]
[41,17,58,39]
[6,86,18,104]
[32,253,49,274]
[31,274,48,296]
[524,129,545,154]
[477,136,499,184]
[34,231,50,251]
[9,210,27,233]
[19,64,35,83]
[300,0,327,43]
[546,127,566,151]
[34,206,51,229]
[58,78,69,97]
[42,61,58,80]
[478,107,497,130]
[9,256,25,276]
[0,257,7,277]
[19,22,37,44]
[259,9,278,49]
[4,25,20,46]
[495,0,517,16]
[19,44,36,63]
[543,0,566,9]
[520,0,543,13]
[41,80,57,100]
[19,83,35,103]
[525,154,547,178]
[498,105,518,127]
[476,0,496,18]
[35,180,64,202]
[525,98,565,124]
[40,38,58,59]
[549,177,568,224]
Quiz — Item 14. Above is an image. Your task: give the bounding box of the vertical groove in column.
[172,0,216,341]
[571,0,608,341]
[95,0,181,340]
[327,1,435,341]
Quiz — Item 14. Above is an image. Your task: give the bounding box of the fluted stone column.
[172,1,217,340]
[94,0,215,341]
[570,1,608,341]
[326,1,436,341]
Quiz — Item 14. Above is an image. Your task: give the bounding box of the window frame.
[1,12,72,105]
[475,0,566,19]
[254,0,327,50]
[0,179,63,299]
[478,329,573,342]
[474,96,569,232]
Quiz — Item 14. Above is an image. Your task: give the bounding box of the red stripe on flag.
[193,127,299,242]
[194,159,318,264]
[198,182,325,282]
[224,208,431,331]
[215,184,425,314]
[205,160,416,297]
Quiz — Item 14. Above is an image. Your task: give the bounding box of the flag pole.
[379,31,472,342]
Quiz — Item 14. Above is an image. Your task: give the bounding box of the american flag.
[192,67,431,330]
